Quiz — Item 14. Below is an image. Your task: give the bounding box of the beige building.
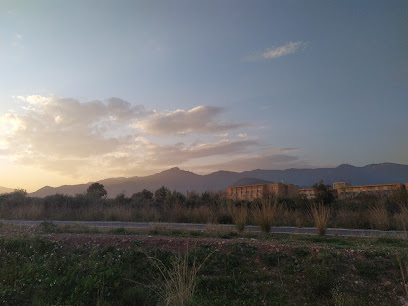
[334,182,406,199]
[300,182,407,199]
[227,183,299,200]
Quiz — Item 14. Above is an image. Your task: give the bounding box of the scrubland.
[1,188,408,232]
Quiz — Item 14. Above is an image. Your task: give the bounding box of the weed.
[139,250,212,305]
[229,204,247,233]
[311,203,331,236]
[253,199,278,233]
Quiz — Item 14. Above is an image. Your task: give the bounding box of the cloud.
[0,95,251,177]
[245,41,306,61]
[146,139,259,165]
[135,106,246,136]
[0,96,149,171]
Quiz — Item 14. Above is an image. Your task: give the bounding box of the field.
[1,222,408,305]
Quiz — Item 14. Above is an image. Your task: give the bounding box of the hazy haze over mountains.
[27,163,408,198]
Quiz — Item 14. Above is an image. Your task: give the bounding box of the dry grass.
[229,204,247,233]
[311,203,331,236]
[8,203,44,220]
[253,199,279,233]
[142,250,212,306]
[398,206,408,233]
[368,203,389,231]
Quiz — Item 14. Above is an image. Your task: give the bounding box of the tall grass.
[311,203,331,236]
[253,199,279,233]
[143,250,212,306]
[368,203,389,231]
[229,204,247,233]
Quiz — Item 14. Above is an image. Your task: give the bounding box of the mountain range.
[25,162,408,198]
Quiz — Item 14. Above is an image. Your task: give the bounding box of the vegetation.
[0,231,406,305]
[86,182,107,199]
[1,184,408,232]
[253,199,278,233]
[312,180,335,206]
[311,203,331,236]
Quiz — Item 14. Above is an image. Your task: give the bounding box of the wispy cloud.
[245,41,306,61]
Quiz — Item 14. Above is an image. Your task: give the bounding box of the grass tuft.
[253,199,278,233]
[141,250,212,306]
[311,203,331,236]
[229,204,247,233]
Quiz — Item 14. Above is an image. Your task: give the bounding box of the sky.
[0,0,407,192]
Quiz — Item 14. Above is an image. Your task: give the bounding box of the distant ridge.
[28,163,408,198]
[231,178,272,187]
[0,186,14,194]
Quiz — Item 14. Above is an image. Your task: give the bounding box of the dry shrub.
[228,204,247,233]
[142,250,212,306]
[104,206,134,222]
[332,209,367,229]
[368,203,389,230]
[311,203,331,236]
[134,206,161,222]
[169,203,190,223]
[398,206,408,233]
[9,203,44,220]
[253,199,279,233]
[190,206,217,224]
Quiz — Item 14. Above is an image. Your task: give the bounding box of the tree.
[86,183,107,199]
[131,189,153,204]
[154,186,170,203]
[140,189,153,201]
[312,181,334,205]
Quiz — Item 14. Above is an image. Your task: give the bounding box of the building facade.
[334,182,405,199]
[300,182,407,199]
[227,183,299,200]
